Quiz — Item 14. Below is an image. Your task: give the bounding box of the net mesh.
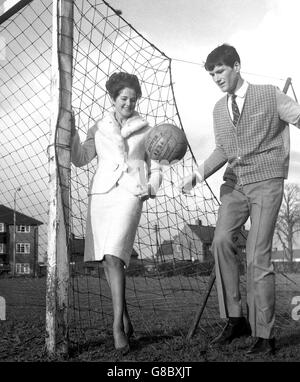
[69,0,223,343]
[0,0,299,352]
[0,0,52,266]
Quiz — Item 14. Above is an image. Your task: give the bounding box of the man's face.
[208,62,240,94]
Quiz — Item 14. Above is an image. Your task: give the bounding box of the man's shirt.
[195,83,300,183]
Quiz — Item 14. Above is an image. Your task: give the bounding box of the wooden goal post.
[46,0,73,356]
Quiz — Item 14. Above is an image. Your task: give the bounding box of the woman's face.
[113,87,137,120]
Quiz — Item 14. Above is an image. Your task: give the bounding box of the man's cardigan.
[199,84,289,185]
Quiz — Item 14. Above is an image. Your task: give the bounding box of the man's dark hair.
[204,44,240,71]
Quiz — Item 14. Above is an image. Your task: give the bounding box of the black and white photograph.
[0,0,299,369]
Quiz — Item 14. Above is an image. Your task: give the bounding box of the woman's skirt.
[84,184,143,267]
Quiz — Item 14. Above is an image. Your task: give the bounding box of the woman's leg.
[103,260,133,338]
[123,287,133,338]
[103,254,128,349]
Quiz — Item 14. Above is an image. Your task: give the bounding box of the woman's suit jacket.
[71,111,162,197]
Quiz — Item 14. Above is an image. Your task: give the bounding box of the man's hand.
[177,172,197,194]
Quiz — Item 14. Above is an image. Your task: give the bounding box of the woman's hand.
[177,172,197,194]
[137,184,151,201]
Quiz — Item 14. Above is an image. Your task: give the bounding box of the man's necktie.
[231,94,240,126]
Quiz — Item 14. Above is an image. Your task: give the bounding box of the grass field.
[0,274,299,362]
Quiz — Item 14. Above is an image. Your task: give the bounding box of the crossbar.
[0,0,33,24]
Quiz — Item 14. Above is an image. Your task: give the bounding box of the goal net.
[0,0,298,353]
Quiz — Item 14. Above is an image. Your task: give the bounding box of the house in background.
[156,239,175,263]
[156,220,248,263]
[0,204,43,276]
[70,235,85,265]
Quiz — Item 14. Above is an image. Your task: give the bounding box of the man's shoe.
[246,337,276,356]
[211,317,251,345]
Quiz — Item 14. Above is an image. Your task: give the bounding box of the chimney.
[195,219,202,226]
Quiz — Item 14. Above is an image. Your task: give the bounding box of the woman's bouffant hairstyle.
[105,72,142,100]
[204,44,240,71]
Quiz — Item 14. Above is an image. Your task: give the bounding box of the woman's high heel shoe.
[114,329,130,356]
[125,324,134,339]
[114,342,130,356]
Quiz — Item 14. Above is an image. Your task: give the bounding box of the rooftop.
[0,204,43,226]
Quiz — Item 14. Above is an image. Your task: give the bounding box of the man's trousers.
[212,178,284,338]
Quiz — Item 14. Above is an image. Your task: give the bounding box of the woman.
[71,72,162,354]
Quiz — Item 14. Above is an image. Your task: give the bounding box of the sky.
[107,0,300,190]
[1,0,299,189]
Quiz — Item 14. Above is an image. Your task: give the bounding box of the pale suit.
[71,111,162,267]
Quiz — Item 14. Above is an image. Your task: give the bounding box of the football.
[145,123,188,163]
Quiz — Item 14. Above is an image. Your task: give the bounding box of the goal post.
[46,0,73,356]
[0,0,73,356]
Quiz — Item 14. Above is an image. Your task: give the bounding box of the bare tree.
[275,183,300,262]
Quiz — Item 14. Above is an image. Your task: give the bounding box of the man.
[179,44,300,355]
